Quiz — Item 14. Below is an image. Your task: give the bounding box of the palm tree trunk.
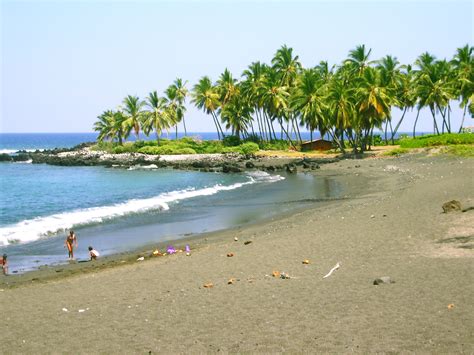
[458,105,468,133]
[294,117,302,143]
[413,108,421,137]
[328,127,345,154]
[183,118,187,136]
[270,119,277,141]
[211,111,225,138]
[388,120,394,145]
[258,110,268,141]
[210,112,221,140]
[437,104,450,134]
[384,119,389,145]
[255,113,262,140]
[278,117,297,149]
[391,107,408,144]
[175,125,178,140]
[430,106,440,135]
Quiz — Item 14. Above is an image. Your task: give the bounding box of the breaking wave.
[0,171,283,246]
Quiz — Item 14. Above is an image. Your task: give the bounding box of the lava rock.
[442,200,462,213]
[373,276,395,285]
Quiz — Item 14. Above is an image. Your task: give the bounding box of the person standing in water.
[65,230,78,260]
[1,254,8,275]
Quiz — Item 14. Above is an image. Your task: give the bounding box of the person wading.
[65,230,78,260]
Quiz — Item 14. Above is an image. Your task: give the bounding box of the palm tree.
[451,44,474,132]
[355,67,392,151]
[144,91,174,143]
[122,95,145,141]
[272,45,303,142]
[217,69,238,108]
[94,110,126,145]
[94,110,115,142]
[346,44,373,75]
[192,76,224,139]
[220,88,253,138]
[377,55,402,143]
[325,66,356,153]
[166,78,188,137]
[242,62,273,140]
[291,68,327,142]
[415,58,455,134]
[259,67,296,147]
[391,65,416,143]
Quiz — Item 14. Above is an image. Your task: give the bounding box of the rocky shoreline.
[0,144,338,173]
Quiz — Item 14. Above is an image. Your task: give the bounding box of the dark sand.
[0,153,473,353]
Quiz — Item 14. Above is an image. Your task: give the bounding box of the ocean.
[0,133,344,274]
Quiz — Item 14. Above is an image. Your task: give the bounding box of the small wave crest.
[0,172,283,246]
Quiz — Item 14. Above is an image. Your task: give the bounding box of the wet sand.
[0,153,473,353]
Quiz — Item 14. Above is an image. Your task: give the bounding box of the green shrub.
[222,146,241,153]
[399,133,474,148]
[91,141,116,153]
[113,142,135,154]
[176,148,197,155]
[240,142,259,155]
[371,134,383,146]
[259,140,290,151]
[223,135,241,147]
[137,146,160,155]
[244,134,262,144]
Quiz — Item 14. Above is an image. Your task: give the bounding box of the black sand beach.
[1,153,473,353]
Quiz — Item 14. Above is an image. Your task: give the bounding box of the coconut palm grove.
[94,44,473,154]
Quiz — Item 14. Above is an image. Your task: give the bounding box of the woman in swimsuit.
[1,254,7,275]
[65,230,78,260]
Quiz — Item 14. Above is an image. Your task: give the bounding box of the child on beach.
[1,254,8,275]
[65,230,78,260]
[88,246,100,260]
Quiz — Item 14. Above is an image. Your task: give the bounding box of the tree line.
[94,44,473,153]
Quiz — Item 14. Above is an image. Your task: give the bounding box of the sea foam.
[0,171,283,246]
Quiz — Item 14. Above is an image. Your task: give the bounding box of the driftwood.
[323,262,340,278]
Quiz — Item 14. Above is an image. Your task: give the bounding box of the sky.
[1,0,473,133]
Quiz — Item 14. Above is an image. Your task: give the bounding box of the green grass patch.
[399,133,474,148]
[383,147,410,156]
[439,145,474,157]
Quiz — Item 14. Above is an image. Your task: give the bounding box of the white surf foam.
[0,172,283,246]
[0,149,18,154]
[0,148,44,154]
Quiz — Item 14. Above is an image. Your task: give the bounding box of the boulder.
[373,276,395,285]
[442,200,462,213]
[222,163,243,173]
[245,161,255,169]
[286,164,297,174]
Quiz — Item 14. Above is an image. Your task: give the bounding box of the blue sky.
[1,0,473,133]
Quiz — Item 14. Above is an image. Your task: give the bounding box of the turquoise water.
[0,162,343,274]
[0,133,347,274]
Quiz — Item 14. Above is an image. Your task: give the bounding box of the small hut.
[300,139,333,152]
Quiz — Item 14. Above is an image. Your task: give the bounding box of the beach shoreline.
[1,152,473,353]
[0,153,370,287]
